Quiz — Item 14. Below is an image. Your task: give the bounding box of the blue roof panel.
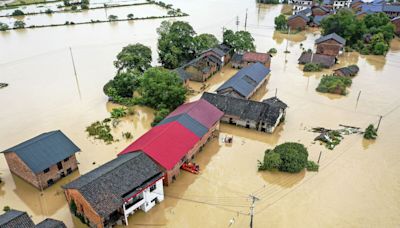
[158,114,208,138]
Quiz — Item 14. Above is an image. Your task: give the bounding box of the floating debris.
[0,83,8,89]
[311,125,363,150]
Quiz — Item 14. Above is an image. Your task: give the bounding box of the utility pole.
[317,151,322,164]
[376,115,383,132]
[69,47,82,99]
[245,8,248,31]
[274,88,278,98]
[356,90,362,108]
[249,195,259,228]
[236,16,240,32]
[222,26,225,41]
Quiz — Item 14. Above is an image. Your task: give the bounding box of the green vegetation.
[114,43,152,73]
[127,13,134,19]
[0,23,9,31]
[364,124,378,140]
[320,10,395,55]
[258,142,309,173]
[223,29,255,52]
[45,8,53,14]
[104,71,139,99]
[257,0,281,4]
[3,206,11,212]
[80,0,89,9]
[86,120,114,144]
[151,108,170,126]
[122,132,133,139]
[274,14,287,31]
[12,9,25,16]
[268,48,277,54]
[71,5,77,10]
[316,75,352,95]
[306,161,319,172]
[108,15,118,21]
[14,20,25,29]
[193,33,219,53]
[303,63,322,72]
[63,0,71,6]
[110,107,127,118]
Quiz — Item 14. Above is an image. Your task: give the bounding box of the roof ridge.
[3,130,59,153]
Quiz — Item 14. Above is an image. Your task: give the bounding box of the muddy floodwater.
[1,0,400,227]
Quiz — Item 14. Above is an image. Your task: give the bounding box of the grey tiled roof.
[288,14,310,22]
[2,130,80,174]
[0,210,35,228]
[334,65,359,76]
[201,92,287,127]
[35,219,66,228]
[384,4,400,12]
[63,152,162,218]
[231,53,243,63]
[298,52,336,68]
[216,62,270,98]
[315,33,346,45]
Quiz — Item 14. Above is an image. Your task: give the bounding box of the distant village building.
[333,65,360,76]
[175,44,232,83]
[287,14,310,30]
[63,152,164,228]
[298,52,337,68]
[332,0,352,9]
[315,33,346,56]
[119,99,223,185]
[217,62,270,100]
[289,0,313,15]
[311,5,331,16]
[357,1,400,19]
[392,16,400,35]
[1,130,80,190]
[0,209,66,228]
[231,52,272,69]
[201,92,288,133]
[383,5,400,19]
[351,0,364,11]
[297,7,312,16]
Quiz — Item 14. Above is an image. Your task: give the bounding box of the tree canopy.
[223,29,255,52]
[104,71,139,98]
[274,14,287,31]
[114,43,152,73]
[193,33,219,53]
[259,142,309,173]
[157,21,196,69]
[138,67,187,110]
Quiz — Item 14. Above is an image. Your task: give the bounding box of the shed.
[333,65,359,76]
[288,14,310,30]
[298,52,337,68]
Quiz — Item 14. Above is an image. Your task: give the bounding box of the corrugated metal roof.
[119,122,200,170]
[158,113,208,138]
[166,99,224,129]
[2,130,80,174]
[216,62,270,98]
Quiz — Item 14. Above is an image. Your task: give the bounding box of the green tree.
[274,14,287,30]
[258,150,282,171]
[63,0,71,6]
[114,43,152,73]
[364,124,378,140]
[151,108,170,126]
[306,161,319,171]
[193,33,219,53]
[157,21,196,69]
[370,33,389,55]
[11,9,24,16]
[0,22,9,31]
[303,63,322,72]
[316,75,352,95]
[3,206,11,212]
[223,29,255,52]
[103,71,139,98]
[127,13,134,19]
[138,67,187,110]
[108,15,118,21]
[14,20,25,29]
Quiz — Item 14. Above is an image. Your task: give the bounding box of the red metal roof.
[166,99,224,129]
[242,52,271,64]
[118,122,200,170]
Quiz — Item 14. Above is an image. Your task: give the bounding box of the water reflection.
[361,55,386,71]
[259,169,306,188]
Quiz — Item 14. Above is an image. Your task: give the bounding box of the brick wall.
[393,19,400,35]
[316,40,342,56]
[64,189,104,228]
[37,154,79,189]
[288,17,307,30]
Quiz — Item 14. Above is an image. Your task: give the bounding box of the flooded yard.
[1,0,400,227]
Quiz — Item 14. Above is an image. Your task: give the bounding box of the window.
[43,168,50,173]
[57,161,63,170]
[67,168,72,174]
[64,157,70,162]
[150,184,156,192]
[47,179,54,186]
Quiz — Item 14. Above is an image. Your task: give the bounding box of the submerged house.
[200,44,232,66]
[312,5,331,16]
[217,62,271,100]
[289,0,313,15]
[298,52,337,68]
[0,209,66,228]
[1,130,80,189]
[175,54,221,82]
[287,14,310,30]
[63,152,164,228]
[231,52,272,69]
[119,99,223,185]
[333,65,360,77]
[315,33,346,56]
[201,92,287,134]
[392,16,400,35]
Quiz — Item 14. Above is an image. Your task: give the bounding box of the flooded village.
[1,0,400,227]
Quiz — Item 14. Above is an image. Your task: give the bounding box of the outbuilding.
[333,65,359,77]
[231,52,271,69]
[315,33,346,56]
[298,52,337,68]
[1,130,80,189]
[287,14,310,31]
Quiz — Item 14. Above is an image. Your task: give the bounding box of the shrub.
[86,120,114,144]
[108,15,118,21]
[303,63,321,72]
[13,20,25,29]
[316,75,352,95]
[127,13,134,19]
[3,206,11,212]
[151,108,170,126]
[364,124,377,140]
[11,9,24,16]
[306,160,319,171]
[71,5,77,10]
[110,107,127,118]
[45,8,53,14]
[122,132,133,139]
[259,142,308,173]
[0,22,9,31]
[268,48,277,54]
[81,4,89,9]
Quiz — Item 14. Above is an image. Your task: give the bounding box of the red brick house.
[287,14,310,30]
[231,52,272,69]
[315,33,346,56]
[392,16,400,36]
[119,99,223,185]
[1,130,80,189]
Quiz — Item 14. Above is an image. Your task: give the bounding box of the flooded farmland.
[1,0,400,227]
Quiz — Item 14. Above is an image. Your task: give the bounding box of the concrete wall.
[4,152,78,189]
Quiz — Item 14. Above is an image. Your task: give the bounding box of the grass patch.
[86,119,114,144]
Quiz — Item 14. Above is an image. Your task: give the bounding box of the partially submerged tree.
[193,33,219,53]
[108,15,118,21]
[223,29,255,52]
[303,63,322,72]
[0,22,9,31]
[316,75,352,95]
[11,9,24,16]
[274,14,287,31]
[103,71,139,98]
[13,20,25,29]
[114,43,152,73]
[364,124,378,140]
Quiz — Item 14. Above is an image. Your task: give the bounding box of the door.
[57,161,63,170]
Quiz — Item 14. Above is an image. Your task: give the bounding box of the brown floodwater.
[1,1,400,227]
